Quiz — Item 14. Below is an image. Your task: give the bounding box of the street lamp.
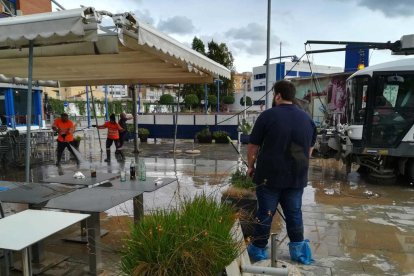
[214,79,223,113]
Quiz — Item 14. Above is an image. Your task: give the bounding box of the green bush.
[184,94,199,109]
[239,96,252,106]
[208,95,217,107]
[138,128,150,137]
[120,194,240,276]
[196,126,212,143]
[212,130,230,143]
[159,94,175,105]
[230,167,255,190]
[223,95,235,105]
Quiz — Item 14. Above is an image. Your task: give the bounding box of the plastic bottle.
[130,159,136,180]
[139,159,146,181]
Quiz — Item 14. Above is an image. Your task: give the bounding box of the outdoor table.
[108,177,177,192]
[0,209,89,276]
[41,172,118,187]
[45,187,145,275]
[44,177,177,275]
[0,182,75,205]
[0,182,78,274]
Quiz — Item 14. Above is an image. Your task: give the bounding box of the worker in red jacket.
[94,113,124,162]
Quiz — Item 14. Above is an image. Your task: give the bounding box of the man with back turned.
[247,80,316,264]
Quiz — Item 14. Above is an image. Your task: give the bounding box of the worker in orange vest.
[94,113,124,162]
[52,113,79,166]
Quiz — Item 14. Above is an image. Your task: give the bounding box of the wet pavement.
[1,137,414,275]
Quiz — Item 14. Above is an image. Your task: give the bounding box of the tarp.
[0,7,230,86]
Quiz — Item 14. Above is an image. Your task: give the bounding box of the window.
[254,73,266,80]
[254,86,265,92]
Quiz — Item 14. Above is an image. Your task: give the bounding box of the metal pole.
[25,40,34,183]
[104,85,109,121]
[243,79,247,119]
[21,248,31,276]
[90,86,102,153]
[204,83,208,114]
[279,42,282,80]
[131,85,139,153]
[216,80,220,113]
[86,86,91,128]
[173,85,180,153]
[265,0,272,109]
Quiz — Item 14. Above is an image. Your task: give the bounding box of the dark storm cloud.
[357,0,414,17]
[225,23,280,55]
[157,16,195,35]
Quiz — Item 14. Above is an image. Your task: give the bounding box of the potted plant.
[238,119,252,144]
[196,126,212,143]
[222,166,257,239]
[120,194,241,275]
[213,130,230,144]
[138,128,150,142]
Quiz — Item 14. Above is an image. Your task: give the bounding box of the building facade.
[1,0,51,17]
[252,61,343,92]
[233,72,252,93]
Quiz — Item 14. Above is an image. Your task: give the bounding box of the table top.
[108,177,177,192]
[45,187,144,212]
[0,183,76,204]
[41,172,118,187]
[0,181,21,191]
[0,210,89,251]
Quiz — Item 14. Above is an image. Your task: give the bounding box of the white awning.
[0,7,230,86]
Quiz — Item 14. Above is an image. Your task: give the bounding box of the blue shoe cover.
[288,239,314,265]
[0,186,9,191]
[247,244,269,262]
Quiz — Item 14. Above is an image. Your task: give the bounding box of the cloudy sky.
[57,0,414,72]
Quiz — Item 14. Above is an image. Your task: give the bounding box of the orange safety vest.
[103,121,122,140]
[53,118,75,142]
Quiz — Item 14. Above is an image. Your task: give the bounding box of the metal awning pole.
[131,85,139,153]
[265,0,272,109]
[25,40,34,182]
[104,85,109,121]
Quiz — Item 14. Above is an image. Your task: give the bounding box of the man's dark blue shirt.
[249,104,316,189]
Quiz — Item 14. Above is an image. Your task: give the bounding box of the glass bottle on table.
[90,164,96,178]
[130,159,136,180]
[139,159,146,181]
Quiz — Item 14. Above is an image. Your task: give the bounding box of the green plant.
[212,130,230,143]
[230,167,255,190]
[237,119,252,135]
[208,95,217,108]
[48,98,64,114]
[159,94,175,105]
[223,95,235,105]
[74,135,82,142]
[239,96,252,106]
[120,194,240,276]
[196,126,212,143]
[184,94,199,111]
[138,128,150,137]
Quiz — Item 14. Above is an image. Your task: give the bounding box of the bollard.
[271,233,278,267]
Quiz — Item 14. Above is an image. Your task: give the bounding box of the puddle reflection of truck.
[315,35,414,182]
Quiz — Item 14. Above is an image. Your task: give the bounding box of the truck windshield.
[368,73,414,147]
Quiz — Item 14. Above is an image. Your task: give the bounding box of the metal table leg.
[133,194,144,223]
[21,247,31,276]
[86,212,102,276]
